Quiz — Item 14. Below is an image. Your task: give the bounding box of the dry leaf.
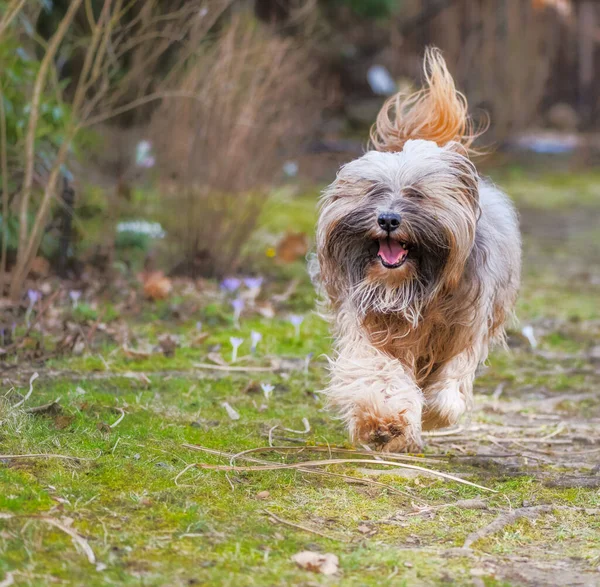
[207,352,227,366]
[292,551,339,575]
[29,256,50,277]
[191,332,210,346]
[158,335,178,357]
[141,271,172,300]
[242,381,261,394]
[122,345,152,359]
[256,301,275,319]
[276,232,308,263]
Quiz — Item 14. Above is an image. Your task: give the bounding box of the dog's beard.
[324,202,450,325]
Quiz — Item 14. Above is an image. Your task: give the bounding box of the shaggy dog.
[315,48,521,452]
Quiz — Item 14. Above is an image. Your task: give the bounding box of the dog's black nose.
[377,212,401,232]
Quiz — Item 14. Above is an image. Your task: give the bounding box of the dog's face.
[317,140,479,319]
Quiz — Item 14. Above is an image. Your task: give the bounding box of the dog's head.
[316,49,483,322]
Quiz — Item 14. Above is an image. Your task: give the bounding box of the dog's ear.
[438,143,480,290]
[370,47,485,154]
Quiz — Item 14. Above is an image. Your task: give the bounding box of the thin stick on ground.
[192,362,276,373]
[423,426,465,437]
[0,571,14,587]
[463,505,554,549]
[263,509,344,542]
[11,372,39,409]
[182,444,496,492]
[177,444,428,502]
[0,453,92,461]
[229,445,447,465]
[0,514,95,564]
[109,407,126,429]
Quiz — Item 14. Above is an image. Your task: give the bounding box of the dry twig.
[182,444,495,492]
[263,509,343,542]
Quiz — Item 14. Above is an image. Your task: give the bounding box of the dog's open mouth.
[377,238,410,268]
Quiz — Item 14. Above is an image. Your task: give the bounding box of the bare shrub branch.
[151,14,322,276]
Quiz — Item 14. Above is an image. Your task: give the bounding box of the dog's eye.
[403,188,425,200]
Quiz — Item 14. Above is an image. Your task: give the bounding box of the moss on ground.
[1,166,600,586]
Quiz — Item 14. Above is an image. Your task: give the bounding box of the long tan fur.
[370,47,481,154]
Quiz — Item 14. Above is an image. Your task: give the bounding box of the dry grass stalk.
[0,513,96,564]
[152,15,320,276]
[177,443,425,501]
[181,443,496,492]
[229,445,447,465]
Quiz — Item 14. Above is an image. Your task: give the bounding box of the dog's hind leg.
[325,332,424,452]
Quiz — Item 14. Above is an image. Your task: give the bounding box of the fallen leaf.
[191,332,210,346]
[158,335,178,357]
[122,345,152,359]
[141,271,172,300]
[97,422,111,433]
[292,551,339,575]
[54,415,74,430]
[276,232,308,264]
[207,352,228,366]
[256,302,275,319]
[29,256,50,278]
[242,381,261,394]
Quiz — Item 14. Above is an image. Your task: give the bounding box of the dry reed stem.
[181,444,495,492]
[229,445,447,465]
[177,444,426,502]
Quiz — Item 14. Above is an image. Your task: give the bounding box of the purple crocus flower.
[27,289,40,304]
[261,383,274,401]
[231,297,245,327]
[221,277,241,293]
[69,290,81,308]
[230,337,244,363]
[288,314,304,338]
[243,277,263,290]
[25,290,40,327]
[250,330,262,353]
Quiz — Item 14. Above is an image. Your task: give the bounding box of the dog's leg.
[326,335,423,452]
[421,349,481,430]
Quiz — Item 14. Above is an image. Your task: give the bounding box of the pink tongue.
[378,239,407,265]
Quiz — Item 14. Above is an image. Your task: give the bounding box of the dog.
[315,48,521,452]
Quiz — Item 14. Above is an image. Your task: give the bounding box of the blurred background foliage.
[0,0,597,300]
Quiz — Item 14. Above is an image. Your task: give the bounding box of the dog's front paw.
[352,407,423,453]
[422,379,469,431]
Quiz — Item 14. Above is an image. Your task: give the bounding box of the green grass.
[2,166,600,585]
